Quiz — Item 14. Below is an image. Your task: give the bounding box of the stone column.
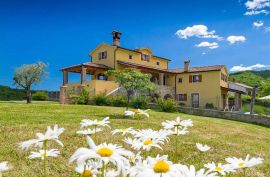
[81,66,87,84]
[159,73,164,86]
[60,86,68,104]
[63,71,68,85]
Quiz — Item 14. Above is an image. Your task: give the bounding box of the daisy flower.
[132,129,170,142]
[75,160,101,177]
[80,117,110,129]
[104,170,119,177]
[196,143,210,152]
[77,128,102,135]
[111,127,134,136]
[29,149,60,160]
[129,155,181,177]
[124,137,163,152]
[162,116,193,130]
[225,154,263,169]
[178,165,218,177]
[135,109,150,118]
[124,110,135,117]
[0,161,11,176]
[204,162,235,175]
[19,124,64,150]
[69,136,133,171]
[128,151,142,164]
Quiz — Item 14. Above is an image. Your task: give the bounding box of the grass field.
[0,102,269,177]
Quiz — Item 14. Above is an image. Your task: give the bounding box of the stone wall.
[178,107,270,127]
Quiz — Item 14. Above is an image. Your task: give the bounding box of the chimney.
[184,60,190,72]
[112,30,122,47]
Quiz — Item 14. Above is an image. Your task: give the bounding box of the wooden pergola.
[60,62,112,85]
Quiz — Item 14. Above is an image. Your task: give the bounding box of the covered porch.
[59,62,116,104]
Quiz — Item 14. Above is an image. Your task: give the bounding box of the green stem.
[175,127,179,155]
[42,140,47,177]
[101,161,105,177]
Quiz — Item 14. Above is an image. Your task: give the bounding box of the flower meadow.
[0,109,264,177]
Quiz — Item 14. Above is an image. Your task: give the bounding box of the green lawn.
[0,102,269,176]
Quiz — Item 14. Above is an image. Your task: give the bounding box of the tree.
[260,78,270,97]
[13,61,47,103]
[105,69,156,110]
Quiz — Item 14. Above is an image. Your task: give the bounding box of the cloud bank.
[227,35,246,44]
[195,41,219,49]
[230,64,270,72]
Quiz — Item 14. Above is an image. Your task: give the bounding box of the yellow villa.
[60,31,245,110]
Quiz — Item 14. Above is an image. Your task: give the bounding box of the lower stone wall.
[179,107,270,127]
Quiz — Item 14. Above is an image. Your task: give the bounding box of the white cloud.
[230,64,269,72]
[253,21,264,27]
[227,35,246,44]
[244,0,270,15]
[175,25,222,40]
[202,52,207,55]
[265,26,270,31]
[245,9,269,15]
[195,41,219,49]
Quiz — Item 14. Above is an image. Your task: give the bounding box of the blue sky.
[0,0,270,90]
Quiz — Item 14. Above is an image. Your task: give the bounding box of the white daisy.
[169,127,189,135]
[204,162,235,175]
[162,116,193,130]
[77,128,102,135]
[104,169,119,177]
[178,165,218,177]
[29,149,60,160]
[129,155,181,177]
[69,136,133,171]
[80,117,110,129]
[111,127,134,136]
[124,137,163,152]
[135,109,150,118]
[75,160,101,177]
[132,129,170,142]
[124,110,135,117]
[225,154,263,169]
[196,143,210,152]
[19,124,64,150]
[0,161,11,176]
[128,151,142,164]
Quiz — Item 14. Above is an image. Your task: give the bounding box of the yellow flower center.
[120,128,126,131]
[82,169,93,177]
[239,162,245,167]
[97,147,113,157]
[143,139,153,145]
[215,166,223,171]
[153,160,170,173]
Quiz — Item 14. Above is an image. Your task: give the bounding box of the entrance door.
[191,93,200,108]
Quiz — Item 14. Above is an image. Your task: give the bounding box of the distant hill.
[0,85,25,100]
[229,70,270,87]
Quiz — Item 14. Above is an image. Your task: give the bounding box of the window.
[141,54,150,62]
[156,61,160,65]
[178,94,187,101]
[129,55,133,60]
[97,73,107,80]
[221,73,227,82]
[189,75,202,83]
[178,78,183,83]
[98,51,107,60]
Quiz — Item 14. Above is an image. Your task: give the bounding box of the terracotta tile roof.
[117,60,173,73]
[82,62,112,69]
[168,65,225,73]
[60,62,112,71]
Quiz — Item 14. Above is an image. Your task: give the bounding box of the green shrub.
[110,96,127,107]
[131,96,150,109]
[69,89,89,105]
[92,94,108,106]
[205,103,214,109]
[32,91,48,101]
[156,98,178,112]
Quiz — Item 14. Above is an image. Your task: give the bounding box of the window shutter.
[199,75,202,82]
[189,75,192,83]
[104,51,107,59]
[184,94,187,101]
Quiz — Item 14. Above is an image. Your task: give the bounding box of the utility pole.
[250,86,257,115]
